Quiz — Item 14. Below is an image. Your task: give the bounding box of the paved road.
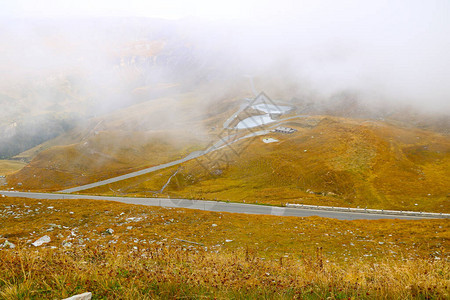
[58,109,310,194]
[59,151,205,193]
[0,191,443,220]
[59,130,267,193]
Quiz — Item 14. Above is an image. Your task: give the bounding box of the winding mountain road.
[12,100,447,221]
[1,191,447,220]
[58,114,306,193]
[59,150,205,193]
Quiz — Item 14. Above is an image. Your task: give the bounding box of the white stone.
[262,138,279,144]
[62,292,92,300]
[2,240,15,248]
[32,235,51,247]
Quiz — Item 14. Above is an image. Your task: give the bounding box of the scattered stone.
[2,240,16,248]
[126,226,133,230]
[225,239,233,243]
[262,138,279,144]
[48,224,62,229]
[62,241,73,248]
[212,169,223,176]
[62,292,92,300]
[32,235,51,247]
[105,228,114,235]
[211,224,218,227]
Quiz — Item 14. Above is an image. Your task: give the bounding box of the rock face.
[62,292,92,300]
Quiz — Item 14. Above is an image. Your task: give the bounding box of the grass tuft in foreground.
[0,197,449,299]
[1,244,449,299]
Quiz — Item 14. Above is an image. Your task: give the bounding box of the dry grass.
[86,116,450,213]
[7,89,242,192]
[7,130,206,191]
[0,160,26,175]
[5,106,450,212]
[1,196,449,299]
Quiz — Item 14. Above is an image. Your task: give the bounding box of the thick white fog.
[1,0,449,112]
[1,1,450,159]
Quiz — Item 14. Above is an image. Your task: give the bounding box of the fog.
[1,0,449,157]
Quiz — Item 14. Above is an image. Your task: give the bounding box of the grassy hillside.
[0,197,448,299]
[87,116,450,212]
[6,89,247,191]
[0,160,26,176]
[6,89,449,212]
[7,130,206,191]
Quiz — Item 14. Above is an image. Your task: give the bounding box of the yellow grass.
[7,89,243,191]
[7,130,207,191]
[86,116,450,213]
[5,93,450,213]
[0,197,449,298]
[0,160,26,175]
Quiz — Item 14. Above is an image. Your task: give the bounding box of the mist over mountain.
[1,3,450,158]
[1,4,450,300]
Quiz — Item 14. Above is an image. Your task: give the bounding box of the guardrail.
[285,203,450,219]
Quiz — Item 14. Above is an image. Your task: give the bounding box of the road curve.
[58,112,310,193]
[1,191,445,221]
[58,151,205,193]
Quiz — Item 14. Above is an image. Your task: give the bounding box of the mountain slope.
[6,89,245,191]
[84,116,450,212]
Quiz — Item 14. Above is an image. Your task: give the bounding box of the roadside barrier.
[285,203,450,219]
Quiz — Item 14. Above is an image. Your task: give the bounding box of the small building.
[272,126,297,134]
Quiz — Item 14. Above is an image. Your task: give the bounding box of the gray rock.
[62,292,92,300]
[2,240,15,248]
[62,241,73,248]
[32,235,51,247]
